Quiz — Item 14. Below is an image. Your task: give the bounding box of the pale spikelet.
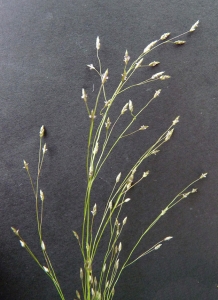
[165,128,174,141]
[128,100,133,113]
[102,263,106,273]
[43,266,49,273]
[174,40,186,45]
[189,20,199,32]
[191,188,198,193]
[152,149,160,155]
[111,288,115,296]
[105,117,111,130]
[89,165,94,177]
[172,116,180,125]
[160,75,171,80]
[91,288,95,296]
[89,109,96,120]
[73,230,79,240]
[115,259,119,271]
[87,64,95,70]
[151,71,165,79]
[160,32,171,40]
[164,236,173,241]
[104,99,112,107]
[101,69,109,84]
[42,143,47,154]
[76,290,81,299]
[139,125,149,130]
[200,173,207,179]
[116,172,121,183]
[91,203,97,216]
[20,240,25,247]
[109,200,113,210]
[11,227,19,236]
[118,242,122,252]
[153,89,161,98]
[135,58,143,69]
[81,88,88,102]
[149,61,160,67]
[182,192,190,198]
[39,125,45,137]
[40,189,44,201]
[94,276,98,287]
[121,103,129,115]
[124,49,130,65]
[80,268,83,280]
[124,198,131,203]
[93,142,99,155]
[41,241,46,251]
[121,69,127,81]
[122,217,128,227]
[23,160,29,171]
[96,36,100,50]
[143,40,158,53]
[154,244,162,250]
[142,171,149,178]
[105,281,109,288]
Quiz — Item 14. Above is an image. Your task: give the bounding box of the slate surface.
[0,0,218,299]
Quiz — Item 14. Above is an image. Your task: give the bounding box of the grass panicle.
[11,20,206,300]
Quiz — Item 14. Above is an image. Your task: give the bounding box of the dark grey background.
[0,0,218,299]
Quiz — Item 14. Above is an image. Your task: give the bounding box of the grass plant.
[11,20,207,300]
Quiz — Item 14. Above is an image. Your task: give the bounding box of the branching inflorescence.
[12,20,207,300]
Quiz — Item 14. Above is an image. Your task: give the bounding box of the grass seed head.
[143,40,158,53]
[154,244,162,250]
[172,116,180,125]
[76,290,81,299]
[124,49,130,65]
[165,128,174,141]
[41,241,46,251]
[154,89,161,98]
[42,143,47,154]
[23,160,29,171]
[93,142,99,155]
[160,32,171,40]
[200,173,207,179]
[20,240,25,247]
[81,88,88,102]
[160,75,171,80]
[91,203,97,216]
[149,61,160,67]
[40,190,44,201]
[135,58,143,69]
[87,64,95,70]
[121,103,129,115]
[43,266,49,273]
[151,71,165,79]
[123,216,127,225]
[164,236,173,241]
[174,40,186,45]
[39,125,45,137]
[116,172,121,183]
[101,69,109,84]
[80,268,83,280]
[189,20,199,32]
[128,100,133,113]
[105,117,111,130]
[96,36,100,50]
[11,227,19,236]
